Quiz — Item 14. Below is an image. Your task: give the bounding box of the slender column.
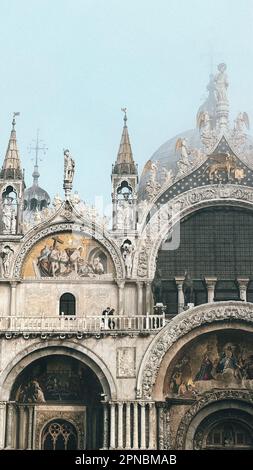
[145,282,152,314]
[103,403,109,449]
[140,403,146,449]
[133,402,139,449]
[117,402,123,449]
[175,277,184,313]
[137,282,143,316]
[237,278,249,302]
[0,402,6,449]
[110,402,116,449]
[117,281,125,316]
[125,402,131,449]
[10,282,18,317]
[18,405,26,449]
[27,406,33,450]
[6,402,15,448]
[148,402,156,449]
[205,277,217,303]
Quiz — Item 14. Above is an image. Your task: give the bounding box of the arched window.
[42,420,78,450]
[59,293,76,316]
[30,198,37,211]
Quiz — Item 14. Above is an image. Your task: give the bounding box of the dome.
[138,64,253,202]
[24,183,50,211]
[138,128,202,200]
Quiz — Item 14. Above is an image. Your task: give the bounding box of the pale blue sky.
[0,0,253,209]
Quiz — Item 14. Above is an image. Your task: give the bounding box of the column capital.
[174,277,184,287]
[205,277,217,287]
[136,281,144,288]
[10,281,18,288]
[237,277,249,287]
[116,279,125,289]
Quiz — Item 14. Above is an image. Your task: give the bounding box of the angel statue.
[214,63,228,103]
[196,111,212,134]
[175,137,190,163]
[234,112,250,133]
[64,149,75,184]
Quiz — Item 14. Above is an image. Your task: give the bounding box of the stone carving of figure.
[214,63,228,103]
[234,112,250,133]
[197,111,212,134]
[64,149,75,183]
[151,266,162,304]
[175,138,190,162]
[182,271,195,306]
[0,245,14,277]
[2,199,15,234]
[53,194,62,209]
[121,241,134,278]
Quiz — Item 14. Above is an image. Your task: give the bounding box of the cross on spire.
[28,129,48,185]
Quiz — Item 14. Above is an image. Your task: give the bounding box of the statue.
[121,241,134,278]
[151,266,163,304]
[64,149,75,184]
[214,63,228,103]
[182,272,195,306]
[0,245,14,277]
[196,111,212,134]
[234,112,250,132]
[2,197,16,234]
[175,138,190,162]
[53,194,62,208]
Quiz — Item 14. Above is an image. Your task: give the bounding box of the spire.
[112,108,137,175]
[28,129,47,186]
[0,112,22,180]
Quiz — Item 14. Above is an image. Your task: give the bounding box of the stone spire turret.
[0,113,22,180]
[112,108,138,175]
[111,109,138,232]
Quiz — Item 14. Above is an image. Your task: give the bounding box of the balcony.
[0,314,166,338]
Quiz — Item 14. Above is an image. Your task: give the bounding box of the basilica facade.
[0,63,253,450]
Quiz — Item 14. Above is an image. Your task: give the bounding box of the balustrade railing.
[0,314,165,334]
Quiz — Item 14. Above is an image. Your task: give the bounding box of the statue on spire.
[64,149,75,184]
[63,149,75,199]
[214,63,229,103]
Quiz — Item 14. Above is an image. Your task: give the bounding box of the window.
[59,293,76,316]
[214,280,240,301]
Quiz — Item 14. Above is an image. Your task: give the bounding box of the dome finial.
[28,129,48,186]
[121,107,127,126]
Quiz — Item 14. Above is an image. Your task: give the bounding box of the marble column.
[27,406,33,450]
[117,402,123,449]
[133,402,139,449]
[103,403,109,449]
[145,282,152,314]
[237,278,249,302]
[0,402,6,449]
[6,402,15,449]
[175,277,184,313]
[117,281,125,316]
[137,282,143,316]
[10,282,18,317]
[205,277,217,303]
[125,402,131,449]
[110,403,116,449]
[18,405,26,449]
[148,402,156,449]
[140,403,146,449]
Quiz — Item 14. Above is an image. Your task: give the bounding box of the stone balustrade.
[0,313,165,335]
